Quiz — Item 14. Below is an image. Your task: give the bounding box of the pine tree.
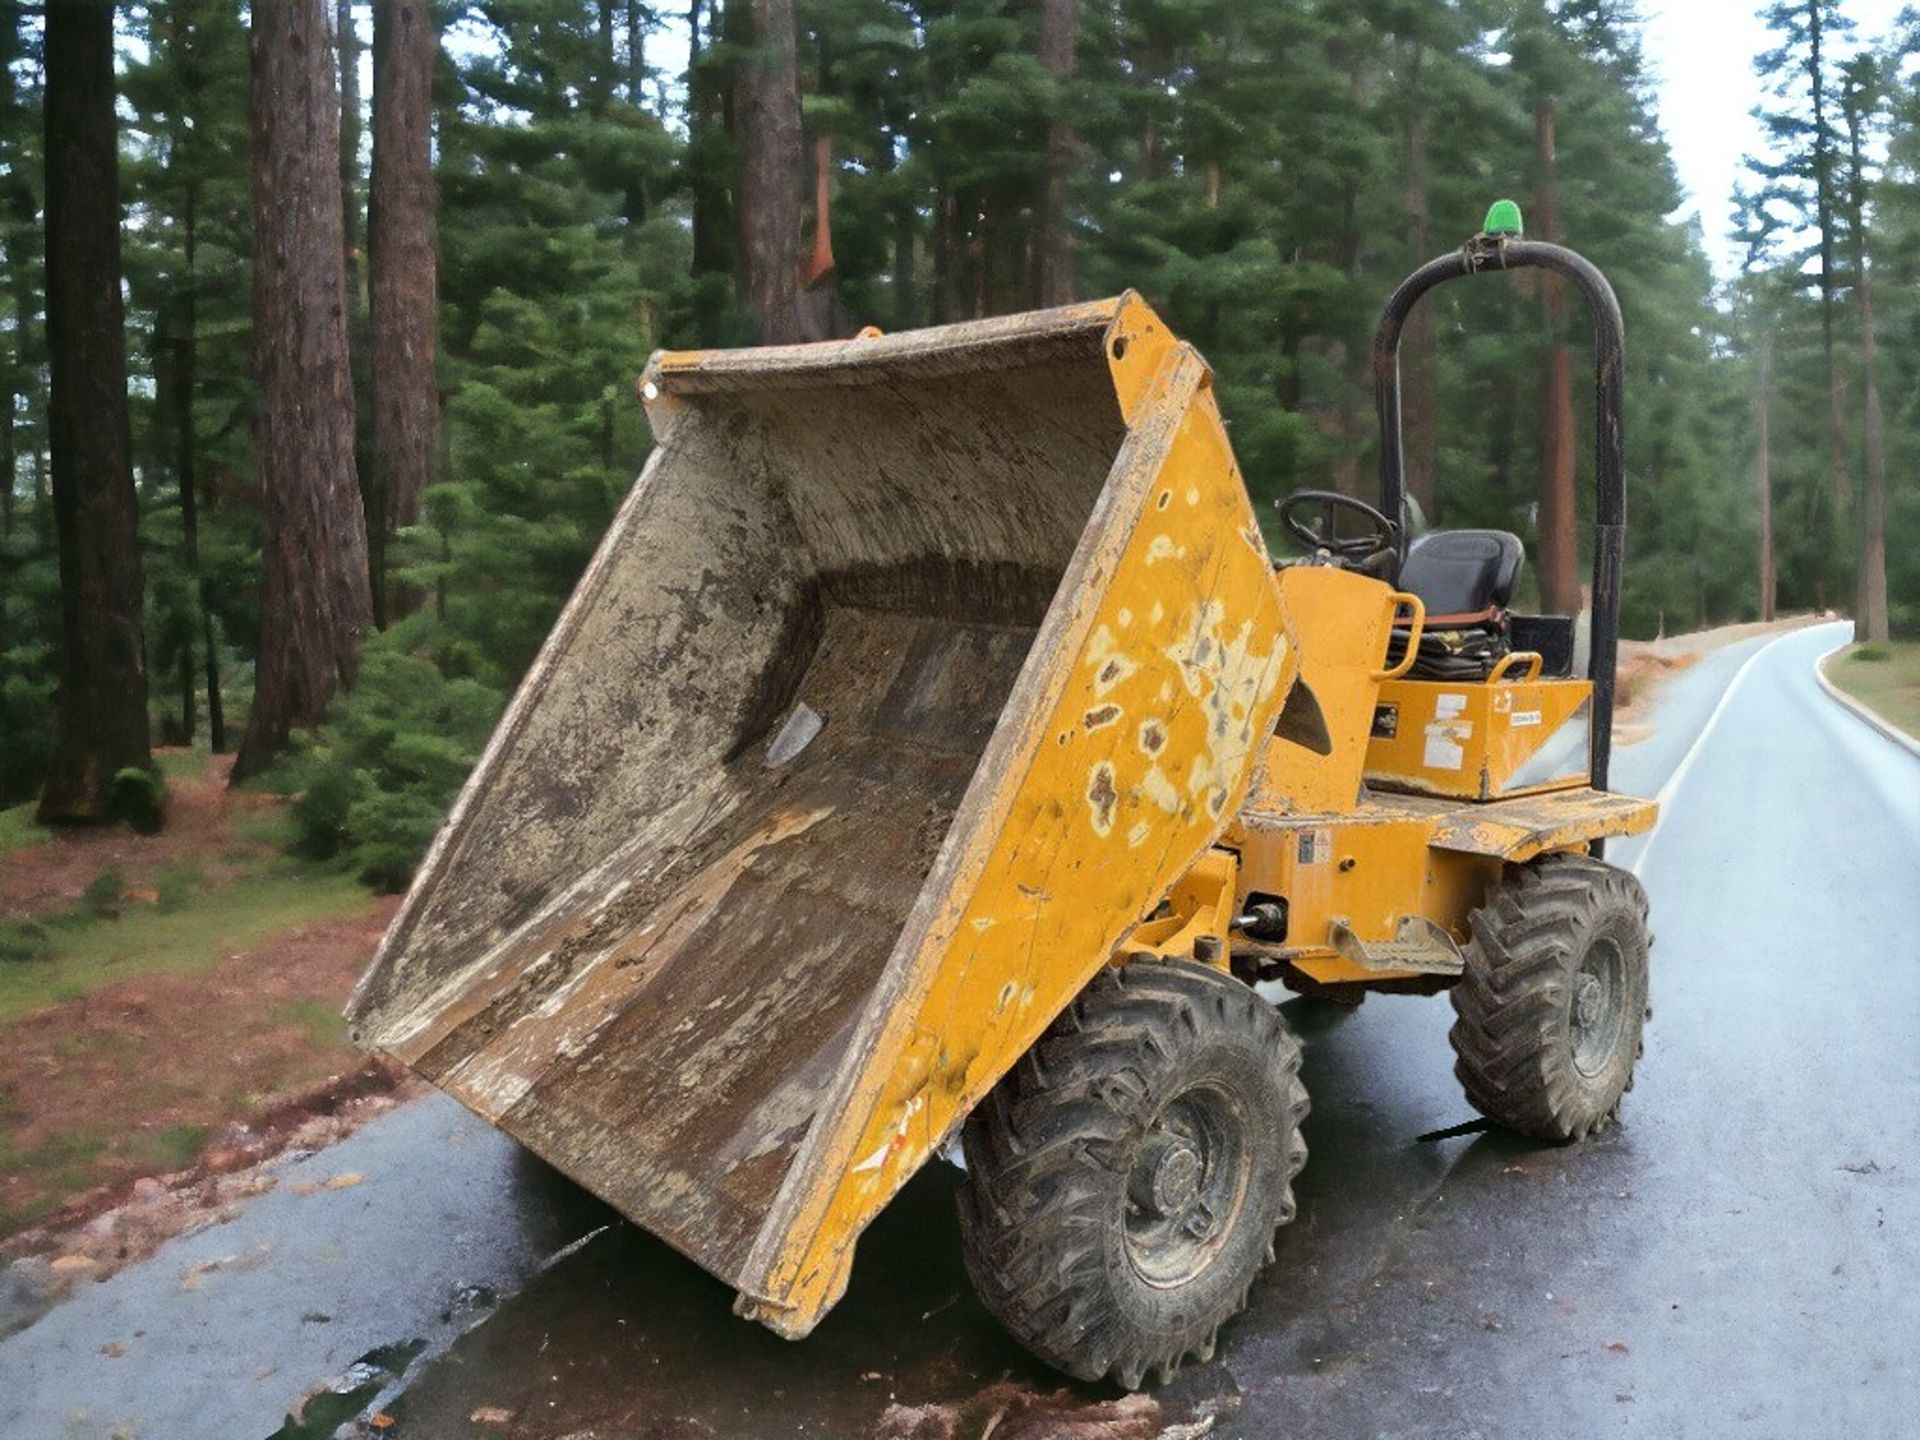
[123,0,251,753]
[1035,0,1079,307]
[38,0,152,823]
[234,0,372,781]
[369,0,439,623]
[1840,54,1889,642]
[738,0,815,340]
[0,4,56,806]
[1749,0,1855,608]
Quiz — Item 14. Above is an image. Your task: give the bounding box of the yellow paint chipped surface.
[762,333,1295,1327]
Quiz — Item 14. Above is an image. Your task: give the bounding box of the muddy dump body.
[348,296,1294,1336]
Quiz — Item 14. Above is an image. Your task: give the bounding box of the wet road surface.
[4,619,1915,1438]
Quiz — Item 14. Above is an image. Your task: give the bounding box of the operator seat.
[1391,529,1525,680]
[1399,530,1524,624]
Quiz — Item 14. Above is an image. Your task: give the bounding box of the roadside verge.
[1815,641,1920,760]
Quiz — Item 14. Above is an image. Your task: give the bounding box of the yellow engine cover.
[1365,675,1593,801]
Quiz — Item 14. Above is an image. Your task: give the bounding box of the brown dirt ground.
[0,752,411,1259]
[0,897,402,1236]
[0,750,283,921]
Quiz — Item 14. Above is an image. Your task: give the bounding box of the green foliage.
[0,919,50,966]
[0,0,1915,880]
[138,1122,211,1174]
[81,866,126,919]
[153,858,210,913]
[112,766,168,835]
[285,646,505,891]
[0,802,48,857]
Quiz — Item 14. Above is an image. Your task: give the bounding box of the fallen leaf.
[180,1259,223,1290]
[369,1413,396,1431]
[100,1340,126,1358]
[1605,1340,1630,1355]
[125,887,160,904]
[179,1245,271,1289]
[290,1172,366,1195]
[50,1255,98,1274]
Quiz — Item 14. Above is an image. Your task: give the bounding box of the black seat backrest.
[1398,530,1525,621]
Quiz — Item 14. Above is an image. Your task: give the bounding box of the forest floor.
[0,751,405,1255]
[1821,639,1920,740]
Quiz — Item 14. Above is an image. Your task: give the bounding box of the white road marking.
[1628,620,1851,878]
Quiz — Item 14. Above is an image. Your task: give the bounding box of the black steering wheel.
[1276,489,1400,566]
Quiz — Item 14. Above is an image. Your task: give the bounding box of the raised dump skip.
[349,297,1295,1336]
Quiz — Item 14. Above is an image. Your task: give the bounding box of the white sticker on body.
[1423,722,1467,770]
[1509,709,1543,728]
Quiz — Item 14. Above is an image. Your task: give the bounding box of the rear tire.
[1449,854,1650,1141]
[957,960,1308,1389]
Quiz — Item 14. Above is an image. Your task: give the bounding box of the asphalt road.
[3,618,1915,1439]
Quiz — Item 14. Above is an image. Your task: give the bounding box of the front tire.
[1449,854,1651,1141]
[956,960,1308,1389]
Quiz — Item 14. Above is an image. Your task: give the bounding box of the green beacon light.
[1482,198,1524,236]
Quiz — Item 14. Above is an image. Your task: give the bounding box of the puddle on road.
[266,1338,425,1440]
[376,1167,1248,1440]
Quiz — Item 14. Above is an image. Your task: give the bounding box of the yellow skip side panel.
[746,340,1296,1333]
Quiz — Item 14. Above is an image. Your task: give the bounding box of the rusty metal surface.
[645,299,1125,397]
[1421,785,1656,860]
[350,301,1268,1317]
[743,345,1292,1330]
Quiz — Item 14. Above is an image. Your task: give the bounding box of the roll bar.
[1371,218,1626,792]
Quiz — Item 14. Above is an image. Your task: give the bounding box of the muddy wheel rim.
[1123,1084,1251,1289]
[1569,932,1629,1079]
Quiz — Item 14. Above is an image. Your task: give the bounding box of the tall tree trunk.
[39,0,152,823]
[687,0,731,342]
[1843,79,1889,643]
[160,4,228,753]
[369,0,438,625]
[627,0,648,108]
[1533,97,1581,617]
[337,0,360,293]
[595,0,616,114]
[931,184,954,324]
[873,122,915,330]
[175,184,227,753]
[1400,41,1438,524]
[3,212,33,539]
[736,0,812,342]
[1854,293,1888,641]
[234,0,373,782]
[0,0,18,543]
[1036,0,1078,307]
[1,373,13,538]
[1755,333,1775,623]
[1807,2,1851,527]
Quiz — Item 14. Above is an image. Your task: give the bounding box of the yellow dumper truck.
[349,208,1654,1389]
